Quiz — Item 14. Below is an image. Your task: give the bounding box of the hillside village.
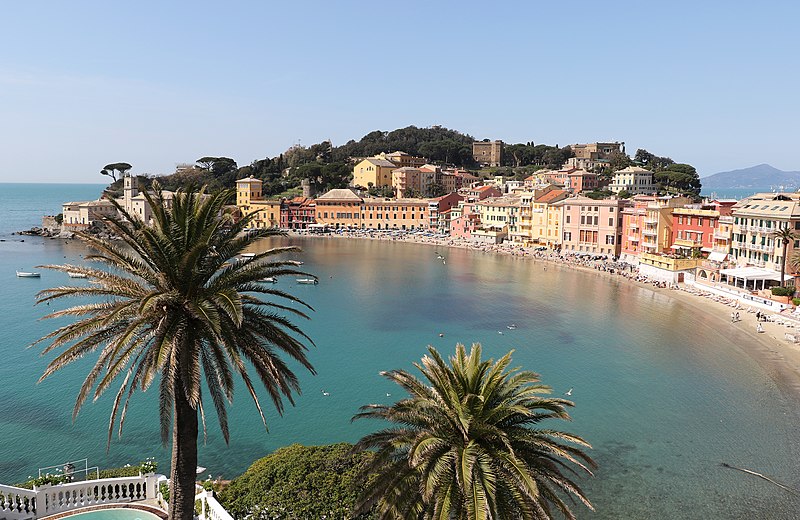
[57,139,800,297]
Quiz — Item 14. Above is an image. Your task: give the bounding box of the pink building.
[555,196,628,257]
[428,192,464,231]
[567,170,599,193]
[620,195,657,262]
[462,185,502,203]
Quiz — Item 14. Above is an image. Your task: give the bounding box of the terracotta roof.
[316,189,363,201]
[362,158,397,168]
[535,189,569,204]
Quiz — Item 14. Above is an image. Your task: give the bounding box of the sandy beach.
[292,229,800,404]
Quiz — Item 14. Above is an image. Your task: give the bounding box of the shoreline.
[290,229,800,405]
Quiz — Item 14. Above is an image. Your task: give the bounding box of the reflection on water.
[1,234,799,518]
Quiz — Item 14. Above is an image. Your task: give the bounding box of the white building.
[608,166,657,195]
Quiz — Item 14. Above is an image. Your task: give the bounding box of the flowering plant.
[139,458,158,474]
[33,473,67,487]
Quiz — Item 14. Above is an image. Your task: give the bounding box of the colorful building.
[362,198,429,230]
[281,196,316,230]
[556,196,628,257]
[235,176,282,228]
[352,158,397,189]
[729,193,800,284]
[671,200,735,257]
[428,192,463,232]
[314,189,363,229]
[530,189,569,247]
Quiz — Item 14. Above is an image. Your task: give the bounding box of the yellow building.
[362,198,429,230]
[476,196,521,240]
[641,196,691,254]
[61,199,118,230]
[235,176,281,228]
[530,189,569,247]
[352,158,397,188]
[380,151,427,168]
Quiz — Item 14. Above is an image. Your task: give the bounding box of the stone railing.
[0,484,38,519]
[20,475,160,518]
[196,490,234,520]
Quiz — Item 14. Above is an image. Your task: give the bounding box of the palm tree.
[775,225,797,286]
[33,185,315,520]
[353,343,595,520]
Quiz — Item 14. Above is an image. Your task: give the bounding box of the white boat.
[241,253,256,259]
[16,271,41,278]
[296,278,318,285]
[68,272,88,278]
[260,277,278,283]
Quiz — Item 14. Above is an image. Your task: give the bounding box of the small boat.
[507,324,517,330]
[296,278,318,285]
[240,253,256,259]
[260,277,278,283]
[16,271,41,278]
[68,272,88,278]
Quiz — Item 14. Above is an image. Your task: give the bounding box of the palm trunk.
[169,386,198,520]
[782,252,786,287]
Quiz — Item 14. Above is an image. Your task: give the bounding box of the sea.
[1,183,800,519]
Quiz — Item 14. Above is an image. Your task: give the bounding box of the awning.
[719,266,783,281]
[670,244,690,249]
[708,251,728,262]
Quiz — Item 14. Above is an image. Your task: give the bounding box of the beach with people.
[292,227,800,403]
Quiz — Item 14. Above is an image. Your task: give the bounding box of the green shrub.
[771,286,795,297]
[159,482,170,503]
[793,297,800,306]
[219,443,376,519]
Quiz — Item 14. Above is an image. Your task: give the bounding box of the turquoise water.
[1,184,800,518]
[66,508,161,520]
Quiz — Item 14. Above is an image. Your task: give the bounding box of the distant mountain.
[702,164,800,191]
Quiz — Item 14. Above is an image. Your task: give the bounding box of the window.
[606,235,615,245]
[566,215,571,223]
[564,232,572,241]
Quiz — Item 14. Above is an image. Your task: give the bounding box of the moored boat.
[68,272,88,278]
[296,278,318,285]
[241,253,256,258]
[260,277,278,283]
[16,271,41,278]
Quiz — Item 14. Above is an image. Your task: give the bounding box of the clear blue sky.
[1,0,798,183]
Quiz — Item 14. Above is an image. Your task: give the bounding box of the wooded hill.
[101,125,700,198]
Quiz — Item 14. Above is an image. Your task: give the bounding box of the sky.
[1,0,798,183]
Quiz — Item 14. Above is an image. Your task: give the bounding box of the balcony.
[642,229,657,236]
[673,238,703,247]
[719,216,734,224]
[627,235,640,242]
[644,218,659,225]
[629,223,639,230]
[713,231,730,240]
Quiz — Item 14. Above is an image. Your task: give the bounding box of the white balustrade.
[197,490,234,520]
[0,484,38,519]
[34,475,158,517]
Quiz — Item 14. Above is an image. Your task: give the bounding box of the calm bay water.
[1,183,799,518]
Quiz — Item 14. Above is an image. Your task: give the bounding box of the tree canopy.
[219,443,376,519]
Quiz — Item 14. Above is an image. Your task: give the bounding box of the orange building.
[314,189,363,229]
[362,198,429,230]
